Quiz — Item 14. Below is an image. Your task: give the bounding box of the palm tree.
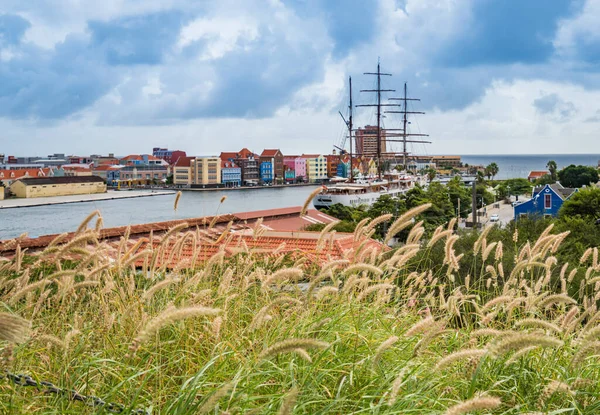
[426,168,437,183]
[547,160,557,181]
[489,162,499,180]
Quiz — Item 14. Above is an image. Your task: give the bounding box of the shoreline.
[167,183,317,192]
[0,190,176,210]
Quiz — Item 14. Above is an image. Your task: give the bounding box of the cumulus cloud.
[533,93,577,122]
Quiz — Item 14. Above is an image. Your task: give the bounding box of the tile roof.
[528,171,549,178]
[261,149,281,157]
[301,154,321,159]
[220,152,239,161]
[221,160,239,169]
[120,155,143,161]
[173,156,195,167]
[0,168,51,180]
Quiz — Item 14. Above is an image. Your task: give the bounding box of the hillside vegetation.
[1,205,600,414]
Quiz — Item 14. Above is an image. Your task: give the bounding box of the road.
[478,197,531,228]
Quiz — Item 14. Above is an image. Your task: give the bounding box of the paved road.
[478,197,531,228]
[0,190,175,209]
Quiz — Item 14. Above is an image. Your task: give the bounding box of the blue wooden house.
[514,183,577,220]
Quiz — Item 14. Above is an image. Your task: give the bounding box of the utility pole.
[457,198,460,218]
[349,77,353,183]
[472,181,477,228]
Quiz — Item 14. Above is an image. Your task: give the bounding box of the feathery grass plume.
[316,285,339,300]
[300,187,324,216]
[262,268,304,288]
[142,277,180,302]
[353,217,371,241]
[488,332,563,358]
[481,295,513,314]
[372,336,399,367]
[572,340,600,366]
[406,224,425,245]
[560,306,580,330]
[412,327,449,356]
[316,220,340,250]
[388,362,417,406]
[515,318,562,334]
[76,210,101,234]
[357,283,395,302]
[577,325,600,344]
[132,306,221,350]
[0,313,31,343]
[384,203,432,244]
[94,215,104,232]
[536,293,577,309]
[470,328,503,339]
[541,380,574,400]
[473,225,492,256]
[443,395,501,415]
[292,348,312,363]
[197,382,233,414]
[278,386,299,415]
[504,345,539,365]
[344,263,383,276]
[427,229,453,248]
[405,316,437,337]
[9,279,51,305]
[364,213,394,234]
[259,338,329,360]
[435,349,487,371]
[36,334,66,349]
[482,241,497,263]
[173,191,182,211]
[211,316,223,340]
[218,268,234,296]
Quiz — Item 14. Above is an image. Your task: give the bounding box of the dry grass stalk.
[0,312,31,343]
[435,349,487,371]
[173,191,182,211]
[142,277,180,302]
[132,306,221,350]
[76,210,101,234]
[356,283,395,302]
[488,333,563,357]
[405,316,436,337]
[259,339,329,360]
[197,382,233,414]
[262,268,304,288]
[384,203,432,244]
[278,386,299,415]
[515,318,562,334]
[443,395,501,415]
[372,336,399,367]
[300,187,324,216]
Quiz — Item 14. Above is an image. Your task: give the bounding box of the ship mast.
[357,61,394,180]
[348,77,354,183]
[387,82,429,170]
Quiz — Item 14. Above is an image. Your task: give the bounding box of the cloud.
[585,109,600,123]
[0,13,30,46]
[89,11,184,65]
[533,93,577,122]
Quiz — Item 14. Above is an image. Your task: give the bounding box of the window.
[544,194,551,209]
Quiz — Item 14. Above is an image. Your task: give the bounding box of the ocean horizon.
[456,154,600,180]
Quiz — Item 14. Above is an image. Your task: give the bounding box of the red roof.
[92,165,117,171]
[261,149,281,157]
[238,148,258,159]
[528,171,549,178]
[173,156,195,167]
[220,152,239,161]
[120,155,143,161]
[0,168,51,181]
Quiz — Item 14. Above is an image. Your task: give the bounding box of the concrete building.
[91,154,119,167]
[221,160,242,187]
[119,154,169,167]
[429,156,462,168]
[173,156,195,186]
[152,148,187,165]
[193,156,221,186]
[284,166,296,183]
[260,149,284,184]
[222,148,259,186]
[301,154,327,183]
[31,154,68,166]
[105,166,123,186]
[325,154,341,178]
[356,126,386,158]
[119,165,169,185]
[9,176,107,198]
[283,156,306,182]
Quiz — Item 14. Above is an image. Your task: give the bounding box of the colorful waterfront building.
[152,148,187,165]
[173,156,196,186]
[193,156,221,186]
[260,149,284,184]
[260,161,273,183]
[284,166,296,183]
[301,154,327,183]
[325,154,341,178]
[514,183,578,220]
[222,161,242,187]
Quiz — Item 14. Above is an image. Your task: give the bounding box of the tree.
[447,176,471,218]
[559,188,600,221]
[547,160,558,181]
[534,174,555,186]
[484,166,492,180]
[476,170,485,183]
[505,178,533,197]
[426,168,437,183]
[558,165,599,188]
[488,162,499,180]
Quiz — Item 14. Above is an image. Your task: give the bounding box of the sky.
[1,0,600,157]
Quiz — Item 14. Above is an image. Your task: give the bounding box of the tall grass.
[1,210,600,413]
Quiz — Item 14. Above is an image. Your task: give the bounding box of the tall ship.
[313,63,430,209]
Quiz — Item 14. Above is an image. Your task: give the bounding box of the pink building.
[283,156,306,181]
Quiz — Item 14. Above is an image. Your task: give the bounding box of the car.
[490,214,500,222]
[511,201,522,207]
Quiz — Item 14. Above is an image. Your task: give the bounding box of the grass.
[1,208,600,414]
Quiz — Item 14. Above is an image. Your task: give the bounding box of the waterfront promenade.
[0,189,175,209]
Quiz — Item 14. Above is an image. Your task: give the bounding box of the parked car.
[490,213,500,222]
[511,201,522,207]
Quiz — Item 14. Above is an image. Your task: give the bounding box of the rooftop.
[14,175,106,186]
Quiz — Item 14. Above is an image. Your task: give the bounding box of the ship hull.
[313,188,408,209]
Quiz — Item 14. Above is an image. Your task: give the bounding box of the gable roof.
[528,170,548,178]
[221,160,239,169]
[534,183,577,201]
[238,148,257,159]
[0,168,51,180]
[220,152,239,161]
[261,149,282,157]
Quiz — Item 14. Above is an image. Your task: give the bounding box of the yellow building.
[301,154,327,183]
[193,156,221,185]
[367,158,378,177]
[9,176,107,198]
[0,186,4,200]
[173,156,195,186]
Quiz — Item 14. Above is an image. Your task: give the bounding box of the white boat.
[314,63,430,210]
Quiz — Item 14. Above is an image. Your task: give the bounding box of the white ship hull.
[314,188,408,208]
